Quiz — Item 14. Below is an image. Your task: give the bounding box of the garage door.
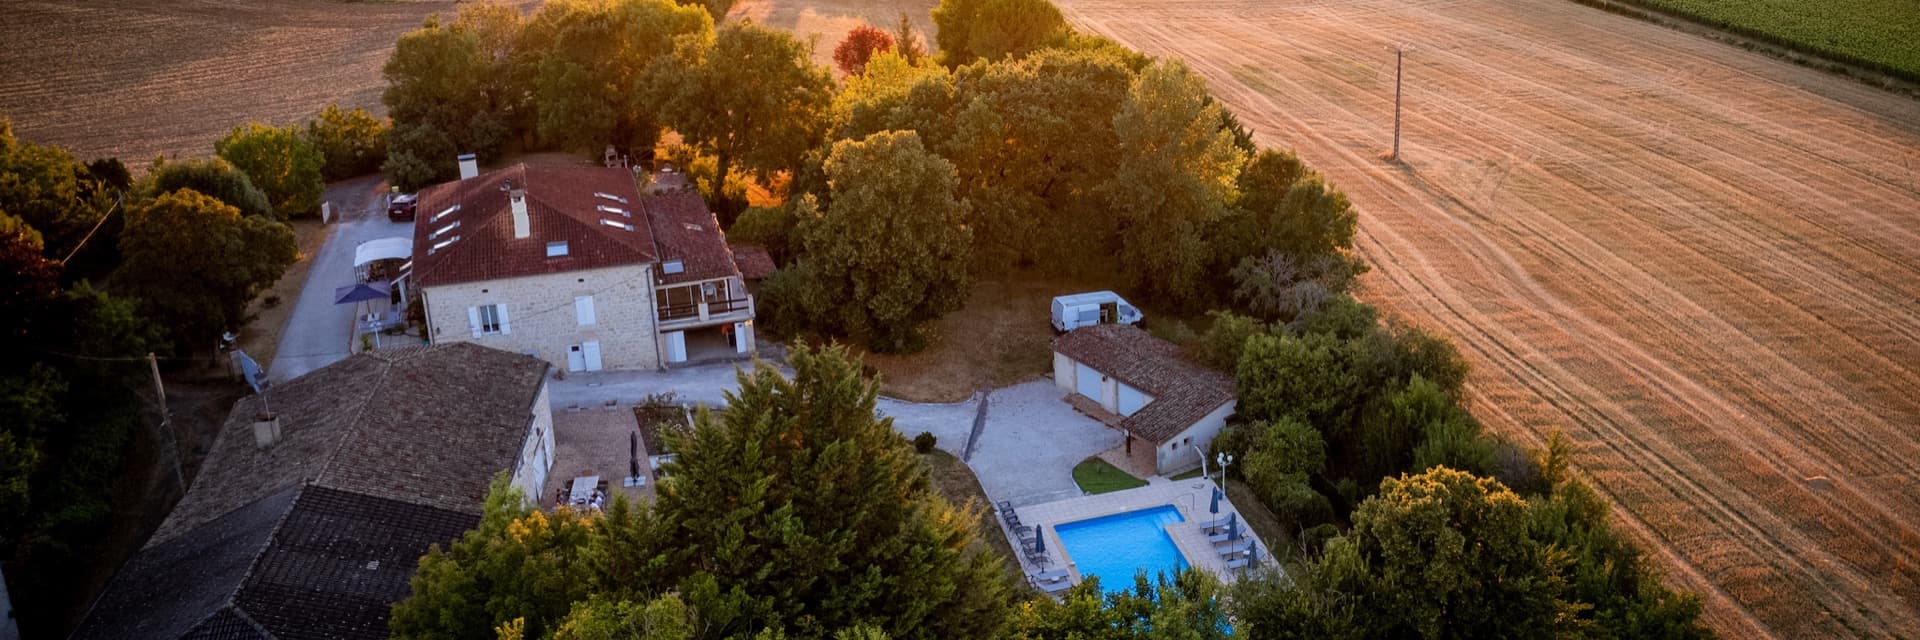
[1118,384,1147,416]
[1075,362,1103,402]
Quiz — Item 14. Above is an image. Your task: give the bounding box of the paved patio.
[968,380,1124,507]
[1001,478,1276,592]
[543,407,654,508]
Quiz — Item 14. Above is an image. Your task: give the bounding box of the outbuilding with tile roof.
[1052,324,1237,475]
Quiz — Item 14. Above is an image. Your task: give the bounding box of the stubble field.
[1047,0,1920,636]
[0,0,479,170]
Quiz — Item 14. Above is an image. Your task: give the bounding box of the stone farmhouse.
[410,159,756,372]
[1052,324,1237,475]
[71,343,553,640]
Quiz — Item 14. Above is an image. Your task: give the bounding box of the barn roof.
[1052,324,1235,444]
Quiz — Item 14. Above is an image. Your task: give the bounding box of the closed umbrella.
[1228,513,1240,540]
[629,432,642,479]
[1034,527,1046,555]
[1209,486,1221,514]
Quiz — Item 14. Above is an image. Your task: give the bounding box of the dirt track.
[1051,0,1920,636]
[0,0,469,169]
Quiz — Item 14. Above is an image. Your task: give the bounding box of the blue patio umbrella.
[1034,527,1046,555]
[1227,513,1239,540]
[1209,486,1221,514]
[333,281,391,304]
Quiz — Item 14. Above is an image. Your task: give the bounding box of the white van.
[1051,291,1143,333]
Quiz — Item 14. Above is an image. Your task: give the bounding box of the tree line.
[0,104,386,636]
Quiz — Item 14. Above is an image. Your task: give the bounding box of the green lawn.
[1170,467,1205,481]
[1606,0,1920,78]
[1073,457,1149,494]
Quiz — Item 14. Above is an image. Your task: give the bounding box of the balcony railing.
[657,296,753,326]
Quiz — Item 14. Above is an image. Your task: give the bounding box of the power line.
[60,192,123,265]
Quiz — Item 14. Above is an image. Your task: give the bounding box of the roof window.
[428,236,460,254]
[429,220,460,239]
[662,260,685,275]
[682,222,704,232]
[430,204,460,222]
[600,219,635,231]
[546,241,569,257]
[594,192,629,204]
[597,204,630,217]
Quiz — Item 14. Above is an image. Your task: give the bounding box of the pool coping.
[1003,477,1276,592]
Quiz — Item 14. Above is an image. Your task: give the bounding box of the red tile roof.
[643,190,742,286]
[728,243,777,280]
[411,164,657,287]
[1052,324,1235,444]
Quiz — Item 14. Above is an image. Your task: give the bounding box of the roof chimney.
[457,153,479,180]
[252,413,282,449]
[510,188,530,239]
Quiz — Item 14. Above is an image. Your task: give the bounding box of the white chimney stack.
[457,153,479,180]
[510,188,530,239]
[252,414,282,449]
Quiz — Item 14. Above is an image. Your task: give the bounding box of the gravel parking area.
[967,380,1123,507]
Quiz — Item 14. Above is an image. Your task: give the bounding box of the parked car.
[387,193,418,221]
[1051,291,1143,333]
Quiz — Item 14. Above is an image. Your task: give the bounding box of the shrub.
[913,431,937,454]
[1196,310,1266,370]
[306,104,389,181]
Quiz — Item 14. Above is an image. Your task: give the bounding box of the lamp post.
[1215,451,1234,487]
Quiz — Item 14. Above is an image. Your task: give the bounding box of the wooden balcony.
[657,295,754,329]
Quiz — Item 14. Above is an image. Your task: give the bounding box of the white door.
[734,322,753,353]
[582,341,604,371]
[567,345,586,372]
[1075,362,1103,401]
[665,331,687,363]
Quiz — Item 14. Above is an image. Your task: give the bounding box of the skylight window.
[594,192,629,204]
[600,219,635,231]
[662,260,685,275]
[597,204,630,217]
[546,241,569,257]
[429,236,460,254]
[429,220,460,239]
[681,222,703,232]
[430,204,460,222]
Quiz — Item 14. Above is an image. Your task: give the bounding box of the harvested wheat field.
[1052,0,1920,636]
[0,0,507,170]
[727,0,937,74]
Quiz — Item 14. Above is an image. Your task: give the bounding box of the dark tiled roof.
[643,191,742,285]
[150,343,548,546]
[728,243,776,280]
[74,486,478,640]
[1052,325,1235,444]
[412,164,657,287]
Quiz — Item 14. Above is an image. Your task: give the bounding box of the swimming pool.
[1055,505,1188,593]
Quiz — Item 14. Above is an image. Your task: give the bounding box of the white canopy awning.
[354,237,412,267]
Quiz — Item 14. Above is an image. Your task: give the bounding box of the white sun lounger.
[1198,517,1231,533]
[1218,540,1253,557]
[1032,569,1070,583]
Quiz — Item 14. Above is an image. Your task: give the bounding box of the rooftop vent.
[681,222,703,232]
[546,241,569,257]
[429,236,461,254]
[662,260,685,275]
[597,204,630,217]
[594,192,629,204]
[429,220,460,239]
[430,204,460,222]
[252,414,282,449]
[599,219,634,231]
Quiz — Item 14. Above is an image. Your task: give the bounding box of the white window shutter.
[575,295,596,326]
[468,307,482,338]
[498,304,511,334]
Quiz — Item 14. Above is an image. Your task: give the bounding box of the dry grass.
[1049,0,1920,635]
[923,449,1023,581]
[237,219,334,365]
[726,0,938,77]
[861,271,1113,402]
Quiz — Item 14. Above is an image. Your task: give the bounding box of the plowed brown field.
[1050,0,1920,636]
[0,0,480,169]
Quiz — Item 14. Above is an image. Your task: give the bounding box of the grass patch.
[1073,456,1149,494]
[923,450,1022,580]
[1170,467,1204,481]
[1591,0,1920,79]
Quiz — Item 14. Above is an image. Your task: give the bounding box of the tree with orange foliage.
[833,25,895,76]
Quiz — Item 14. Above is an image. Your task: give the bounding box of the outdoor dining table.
[570,475,599,504]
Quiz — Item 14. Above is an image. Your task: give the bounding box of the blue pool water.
[1055,505,1188,593]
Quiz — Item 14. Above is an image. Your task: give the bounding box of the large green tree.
[306,104,389,181]
[1101,60,1246,306]
[114,189,295,355]
[0,118,115,257]
[141,157,273,219]
[656,20,834,208]
[796,132,972,352]
[216,122,325,219]
[519,0,711,153]
[931,0,1069,65]
[1010,570,1231,640]
[382,5,525,190]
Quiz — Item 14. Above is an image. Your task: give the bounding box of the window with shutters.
[478,304,504,334]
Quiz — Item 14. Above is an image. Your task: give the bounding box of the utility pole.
[1391,46,1404,162]
[148,353,186,494]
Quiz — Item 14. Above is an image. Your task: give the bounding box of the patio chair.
[1026,552,1051,568]
[1224,558,1249,570]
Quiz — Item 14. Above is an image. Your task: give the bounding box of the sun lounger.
[1217,540,1253,557]
[1208,531,1240,545]
[1198,517,1231,534]
[1032,569,1070,583]
[1037,577,1074,595]
[1224,558,1249,570]
[1026,552,1051,567]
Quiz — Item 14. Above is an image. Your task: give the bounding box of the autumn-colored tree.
[891,12,928,65]
[931,0,1068,65]
[833,25,895,76]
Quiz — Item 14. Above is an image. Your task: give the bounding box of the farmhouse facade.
[1053,324,1237,475]
[72,343,554,640]
[410,163,756,372]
